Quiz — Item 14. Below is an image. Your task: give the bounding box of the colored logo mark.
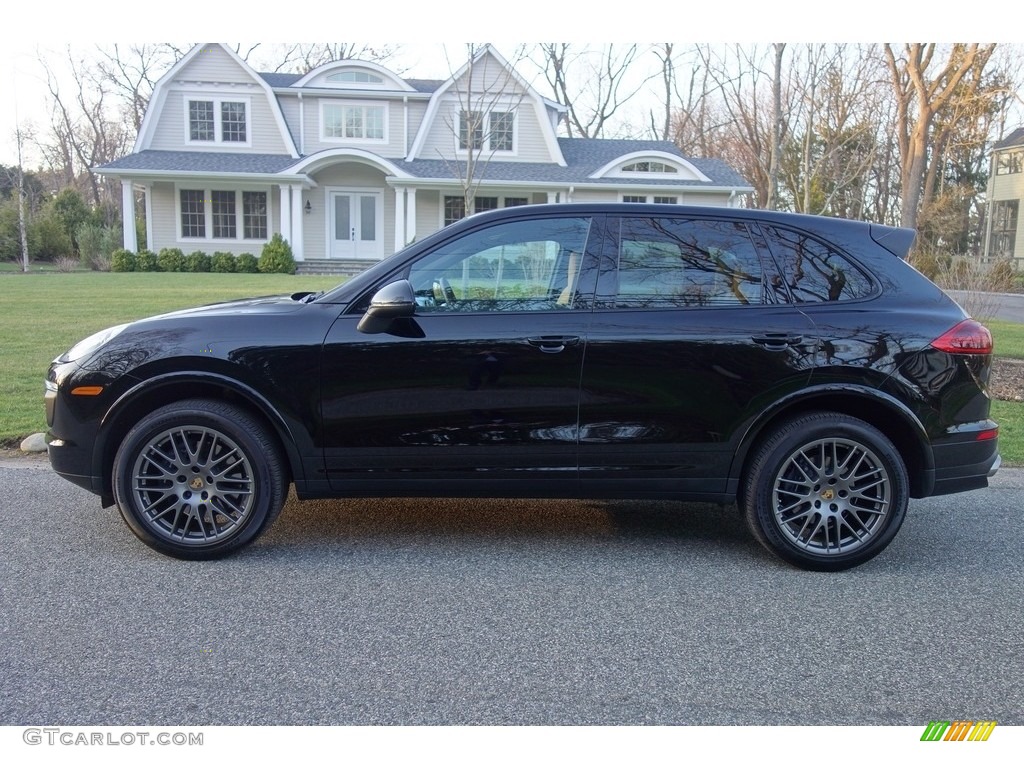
[920,720,997,742]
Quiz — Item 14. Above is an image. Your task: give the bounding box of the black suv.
[46,204,1000,569]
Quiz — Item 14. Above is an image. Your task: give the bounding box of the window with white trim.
[327,71,384,84]
[179,189,269,242]
[186,97,249,145]
[653,196,678,204]
[996,149,1023,175]
[459,108,515,152]
[623,195,647,203]
[323,102,386,141]
[622,161,678,173]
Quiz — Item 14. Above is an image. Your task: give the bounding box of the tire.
[112,399,287,560]
[741,412,908,571]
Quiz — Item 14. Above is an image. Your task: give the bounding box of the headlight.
[59,324,129,363]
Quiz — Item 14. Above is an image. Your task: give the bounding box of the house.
[982,127,1023,269]
[97,43,753,268]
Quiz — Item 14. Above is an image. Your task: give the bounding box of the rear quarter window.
[762,225,874,302]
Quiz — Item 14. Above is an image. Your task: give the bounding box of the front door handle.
[526,336,580,353]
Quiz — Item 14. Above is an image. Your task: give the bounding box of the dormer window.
[458,109,516,153]
[622,161,678,174]
[321,101,387,142]
[327,71,385,84]
[186,96,249,146]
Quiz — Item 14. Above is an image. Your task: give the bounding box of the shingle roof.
[994,127,1024,150]
[97,150,297,174]
[256,72,441,93]
[98,141,751,190]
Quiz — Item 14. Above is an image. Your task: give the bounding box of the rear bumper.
[927,432,1000,497]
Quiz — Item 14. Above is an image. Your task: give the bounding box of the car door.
[320,213,600,495]
[578,213,818,498]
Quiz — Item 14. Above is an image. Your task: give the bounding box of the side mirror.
[357,279,416,334]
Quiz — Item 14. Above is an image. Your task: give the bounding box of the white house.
[97,43,754,268]
[982,127,1023,269]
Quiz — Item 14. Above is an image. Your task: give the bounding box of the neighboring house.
[97,43,753,267]
[982,127,1023,269]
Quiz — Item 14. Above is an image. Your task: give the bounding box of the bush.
[211,251,236,273]
[157,247,185,273]
[258,233,296,274]
[236,252,259,273]
[185,250,211,272]
[92,254,112,272]
[135,249,158,272]
[111,248,136,272]
[54,255,80,273]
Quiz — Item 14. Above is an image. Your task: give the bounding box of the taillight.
[930,319,993,355]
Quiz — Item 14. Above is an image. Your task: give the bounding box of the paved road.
[947,290,1024,323]
[1,458,1022,726]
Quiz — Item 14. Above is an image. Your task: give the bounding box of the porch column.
[405,188,417,247]
[279,186,291,243]
[394,187,406,252]
[144,184,154,251]
[121,180,137,252]
[546,191,557,204]
[290,184,304,259]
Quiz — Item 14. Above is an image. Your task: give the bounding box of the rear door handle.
[527,336,580,353]
[752,333,803,350]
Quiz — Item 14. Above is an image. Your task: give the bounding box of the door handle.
[526,336,580,353]
[752,333,803,350]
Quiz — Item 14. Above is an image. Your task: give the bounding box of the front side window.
[408,217,592,312]
[622,195,647,204]
[996,149,1023,175]
[612,217,764,308]
[220,102,247,142]
[990,200,1018,259]
[444,196,466,226]
[762,226,873,302]
[243,192,268,240]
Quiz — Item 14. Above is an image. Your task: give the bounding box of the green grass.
[0,272,342,444]
[989,319,1024,359]
[2,272,1022,468]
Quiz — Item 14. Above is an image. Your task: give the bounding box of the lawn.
[2,271,1023,467]
[0,271,343,445]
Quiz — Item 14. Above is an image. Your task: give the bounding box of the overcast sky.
[1,2,1016,169]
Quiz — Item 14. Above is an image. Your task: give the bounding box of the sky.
[1,1,1019,169]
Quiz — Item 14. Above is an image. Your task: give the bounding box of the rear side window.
[613,217,763,308]
[763,226,873,302]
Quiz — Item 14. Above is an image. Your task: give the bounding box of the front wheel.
[742,412,908,571]
[112,399,287,560]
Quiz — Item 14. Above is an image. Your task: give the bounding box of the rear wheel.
[742,412,908,571]
[112,399,287,560]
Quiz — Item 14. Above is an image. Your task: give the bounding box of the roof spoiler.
[870,223,916,260]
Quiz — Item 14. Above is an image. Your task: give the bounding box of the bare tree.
[94,44,182,132]
[438,44,530,214]
[262,44,400,74]
[883,43,997,230]
[536,44,653,138]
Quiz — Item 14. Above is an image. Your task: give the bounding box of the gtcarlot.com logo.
[23,728,203,747]
[920,721,997,742]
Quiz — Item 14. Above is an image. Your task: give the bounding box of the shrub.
[211,251,236,273]
[54,256,80,273]
[236,252,259,273]
[135,249,158,272]
[111,248,136,272]
[157,247,185,273]
[185,250,211,272]
[258,233,296,274]
[75,223,106,265]
[92,254,112,272]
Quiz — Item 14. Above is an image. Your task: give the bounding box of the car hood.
[146,294,310,321]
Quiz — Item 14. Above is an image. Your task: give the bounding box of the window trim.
[456,104,518,155]
[175,185,271,244]
[320,99,389,144]
[183,94,252,148]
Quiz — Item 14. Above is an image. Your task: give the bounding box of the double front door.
[329,190,382,260]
